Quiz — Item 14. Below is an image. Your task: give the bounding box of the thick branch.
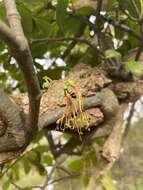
[0,64,142,164]
[0,88,25,136]
[39,95,101,130]
[1,0,41,138]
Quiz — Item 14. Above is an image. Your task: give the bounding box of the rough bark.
[0,64,142,164]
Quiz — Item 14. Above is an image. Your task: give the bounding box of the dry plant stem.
[102,104,126,162]
[86,105,126,190]
[3,0,41,137]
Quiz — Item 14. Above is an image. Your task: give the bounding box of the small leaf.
[105,49,121,59]
[0,2,6,22]
[56,0,69,32]
[68,158,84,172]
[32,131,44,144]
[23,158,31,174]
[34,145,49,153]
[76,6,95,16]
[42,154,53,166]
[12,164,20,180]
[83,175,89,187]
[17,1,33,36]
[102,175,118,190]
[3,180,10,190]
[123,60,143,78]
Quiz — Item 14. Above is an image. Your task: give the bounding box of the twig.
[55,136,82,158]
[44,131,58,159]
[101,14,141,40]
[119,4,138,22]
[130,0,140,18]
[47,173,80,186]
[95,0,103,28]
[93,0,104,57]
[10,181,23,190]
[31,37,95,48]
[135,45,143,61]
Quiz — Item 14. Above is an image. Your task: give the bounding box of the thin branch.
[47,173,80,186]
[101,14,141,40]
[31,37,92,45]
[130,0,140,18]
[3,0,41,138]
[44,131,58,159]
[93,0,104,56]
[0,21,21,49]
[135,45,143,60]
[54,136,81,158]
[10,181,23,190]
[119,4,138,22]
[95,0,103,26]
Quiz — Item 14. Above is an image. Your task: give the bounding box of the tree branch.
[30,37,94,47]
[0,88,25,137]
[101,14,141,40]
[2,0,41,139]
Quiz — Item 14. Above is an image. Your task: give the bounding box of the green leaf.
[61,16,81,35]
[12,164,20,180]
[3,180,10,190]
[136,183,143,190]
[102,175,118,190]
[34,145,48,153]
[23,158,31,174]
[22,0,44,10]
[68,158,84,172]
[105,49,121,59]
[56,0,69,32]
[42,154,53,166]
[123,60,143,79]
[0,2,6,22]
[32,131,44,144]
[83,175,89,187]
[76,6,95,16]
[17,1,33,36]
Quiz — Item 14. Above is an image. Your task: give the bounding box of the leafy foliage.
[0,0,143,189]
